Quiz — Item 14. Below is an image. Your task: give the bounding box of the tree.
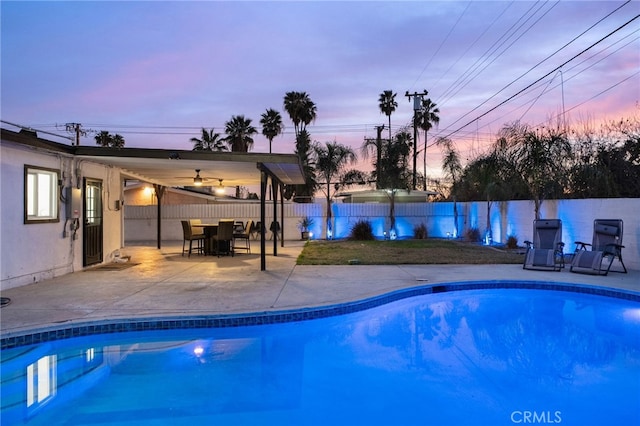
[190,128,227,151]
[283,92,318,202]
[376,128,413,238]
[377,128,412,191]
[284,130,317,202]
[567,115,640,198]
[417,96,440,190]
[499,122,571,219]
[437,137,462,237]
[361,125,385,189]
[283,91,317,138]
[314,141,357,238]
[378,90,397,145]
[224,115,257,152]
[260,108,284,154]
[95,130,125,148]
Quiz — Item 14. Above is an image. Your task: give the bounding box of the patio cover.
[74,146,305,270]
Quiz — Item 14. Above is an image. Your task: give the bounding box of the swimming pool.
[2,283,639,425]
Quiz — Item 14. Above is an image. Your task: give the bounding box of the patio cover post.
[272,179,278,256]
[280,184,284,248]
[153,185,166,249]
[260,169,267,271]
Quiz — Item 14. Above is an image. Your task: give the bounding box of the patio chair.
[189,219,205,238]
[251,221,262,240]
[234,220,252,254]
[269,221,281,240]
[570,219,627,276]
[181,220,205,257]
[523,219,564,271]
[213,219,235,257]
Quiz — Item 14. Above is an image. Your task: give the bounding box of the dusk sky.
[2,1,639,178]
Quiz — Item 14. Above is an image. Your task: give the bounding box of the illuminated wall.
[123,198,640,269]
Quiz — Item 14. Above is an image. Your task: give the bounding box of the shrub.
[349,220,375,240]
[506,234,519,249]
[464,227,481,242]
[413,223,428,239]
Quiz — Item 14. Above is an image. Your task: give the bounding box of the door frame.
[83,177,104,266]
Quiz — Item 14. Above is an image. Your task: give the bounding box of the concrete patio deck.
[1,240,638,338]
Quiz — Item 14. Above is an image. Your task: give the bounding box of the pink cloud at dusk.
[2,0,638,178]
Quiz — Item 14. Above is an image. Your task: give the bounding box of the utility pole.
[405,91,427,190]
[363,124,386,189]
[65,123,87,146]
[375,125,384,189]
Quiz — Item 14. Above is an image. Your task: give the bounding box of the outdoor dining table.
[191,223,218,255]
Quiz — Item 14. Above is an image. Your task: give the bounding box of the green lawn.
[296,239,524,265]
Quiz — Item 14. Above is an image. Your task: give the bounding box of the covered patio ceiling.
[74,146,306,188]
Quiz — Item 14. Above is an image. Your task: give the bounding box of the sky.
[2,0,639,179]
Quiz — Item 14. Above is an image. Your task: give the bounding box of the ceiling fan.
[174,169,218,186]
[176,170,226,191]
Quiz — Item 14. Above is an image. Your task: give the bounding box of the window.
[85,183,100,224]
[25,166,60,223]
[26,355,57,410]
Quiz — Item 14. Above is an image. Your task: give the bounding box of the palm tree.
[260,108,284,154]
[95,130,125,148]
[378,90,397,145]
[418,96,440,190]
[285,130,317,202]
[361,125,385,189]
[224,115,257,152]
[498,121,571,219]
[377,128,412,238]
[377,128,412,191]
[283,91,317,137]
[190,128,227,151]
[314,141,357,238]
[437,137,462,237]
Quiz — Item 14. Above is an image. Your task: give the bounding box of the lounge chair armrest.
[556,242,565,251]
[603,243,624,256]
[573,241,591,251]
[524,240,533,248]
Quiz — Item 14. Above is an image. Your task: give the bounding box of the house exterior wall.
[124,198,639,270]
[1,140,125,290]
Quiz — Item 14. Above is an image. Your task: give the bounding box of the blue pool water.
[1,287,639,425]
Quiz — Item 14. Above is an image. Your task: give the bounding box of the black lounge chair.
[523,219,564,271]
[570,219,627,276]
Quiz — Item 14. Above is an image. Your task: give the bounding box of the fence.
[124,198,639,269]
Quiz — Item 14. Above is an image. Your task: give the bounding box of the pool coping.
[2,280,639,350]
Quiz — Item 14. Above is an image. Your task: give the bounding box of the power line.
[439,0,557,107]
[441,12,640,140]
[429,1,516,92]
[562,70,640,117]
[409,1,472,90]
[456,29,639,135]
[442,0,631,128]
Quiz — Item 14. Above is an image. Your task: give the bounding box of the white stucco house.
[0,126,305,290]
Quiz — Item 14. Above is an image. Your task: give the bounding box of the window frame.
[24,165,61,224]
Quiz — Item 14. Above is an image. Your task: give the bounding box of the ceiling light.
[215,179,225,195]
[193,169,203,186]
